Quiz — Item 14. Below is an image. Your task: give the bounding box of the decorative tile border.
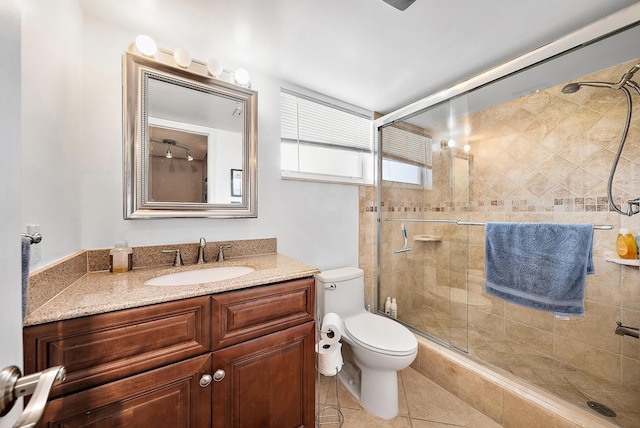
[364,195,620,214]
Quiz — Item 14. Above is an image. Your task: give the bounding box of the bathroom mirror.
[123,51,258,218]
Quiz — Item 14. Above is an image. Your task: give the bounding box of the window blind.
[381,125,432,168]
[280,91,371,151]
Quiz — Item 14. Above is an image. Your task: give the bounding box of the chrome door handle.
[0,365,65,427]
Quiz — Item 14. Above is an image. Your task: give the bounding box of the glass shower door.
[377,97,472,353]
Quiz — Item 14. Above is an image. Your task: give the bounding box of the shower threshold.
[401,304,638,426]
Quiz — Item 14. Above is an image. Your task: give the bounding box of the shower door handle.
[0,365,66,427]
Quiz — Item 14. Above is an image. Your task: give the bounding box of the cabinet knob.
[199,374,212,387]
[213,369,225,382]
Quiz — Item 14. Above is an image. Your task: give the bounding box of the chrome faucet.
[217,244,232,262]
[615,322,639,339]
[197,237,207,264]
[162,249,184,267]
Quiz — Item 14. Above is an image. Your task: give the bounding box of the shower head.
[561,81,615,94]
[563,65,640,94]
[561,83,581,94]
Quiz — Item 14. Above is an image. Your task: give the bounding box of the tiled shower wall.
[359,58,640,392]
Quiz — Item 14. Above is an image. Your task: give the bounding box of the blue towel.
[484,222,594,317]
[22,236,30,320]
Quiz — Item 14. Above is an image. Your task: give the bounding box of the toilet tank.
[316,267,365,319]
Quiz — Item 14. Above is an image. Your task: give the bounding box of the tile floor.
[402,305,640,428]
[316,367,502,427]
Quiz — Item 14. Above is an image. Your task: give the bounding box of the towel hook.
[21,233,42,245]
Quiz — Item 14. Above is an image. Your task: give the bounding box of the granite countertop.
[24,253,320,326]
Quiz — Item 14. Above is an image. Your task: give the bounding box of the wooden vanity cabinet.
[23,276,316,428]
[211,277,316,427]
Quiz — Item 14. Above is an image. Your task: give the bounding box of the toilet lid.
[344,313,417,355]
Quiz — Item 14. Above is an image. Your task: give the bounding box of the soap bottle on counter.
[616,229,638,260]
[110,241,133,273]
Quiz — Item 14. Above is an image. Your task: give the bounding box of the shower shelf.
[604,250,640,267]
[413,235,442,242]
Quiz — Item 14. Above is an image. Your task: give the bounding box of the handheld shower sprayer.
[562,64,640,216]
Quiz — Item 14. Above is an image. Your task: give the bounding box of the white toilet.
[316,267,418,420]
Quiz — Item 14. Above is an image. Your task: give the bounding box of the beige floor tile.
[410,419,469,427]
[323,366,503,427]
[402,367,501,427]
[317,373,333,405]
[324,378,362,411]
[339,407,412,427]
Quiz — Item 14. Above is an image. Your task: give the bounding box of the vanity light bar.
[127,36,251,88]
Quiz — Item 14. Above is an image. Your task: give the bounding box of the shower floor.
[402,304,640,427]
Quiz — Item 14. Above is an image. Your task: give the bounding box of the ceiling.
[79,0,639,114]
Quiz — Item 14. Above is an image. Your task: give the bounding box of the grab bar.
[383,218,614,230]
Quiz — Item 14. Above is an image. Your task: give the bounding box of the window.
[280,89,373,184]
[381,125,432,187]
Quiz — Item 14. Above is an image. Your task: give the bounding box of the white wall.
[21,0,83,267]
[22,3,359,271]
[0,0,25,424]
[211,129,242,204]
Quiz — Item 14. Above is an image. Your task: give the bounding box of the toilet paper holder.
[315,363,344,427]
[319,328,336,338]
[316,322,343,425]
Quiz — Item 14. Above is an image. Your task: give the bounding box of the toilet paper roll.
[320,312,342,344]
[316,340,343,376]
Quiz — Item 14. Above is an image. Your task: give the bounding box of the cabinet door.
[212,321,315,428]
[38,353,212,428]
[24,296,210,398]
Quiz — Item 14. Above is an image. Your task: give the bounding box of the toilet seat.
[344,313,417,356]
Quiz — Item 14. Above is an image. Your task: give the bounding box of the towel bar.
[384,218,613,230]
[21,233,42,245]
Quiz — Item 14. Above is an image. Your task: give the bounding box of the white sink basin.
[144,266,255,286]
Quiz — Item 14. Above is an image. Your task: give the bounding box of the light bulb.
[464,144,471,152]
[448,139,456,148]
[187,152,194,161]
[207,58,224,77]
[166,147,172,159]
[173,48,192,68]
[234,68,250,86]
[135,35,157,57]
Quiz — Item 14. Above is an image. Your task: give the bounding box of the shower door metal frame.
[373,3,640,131]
